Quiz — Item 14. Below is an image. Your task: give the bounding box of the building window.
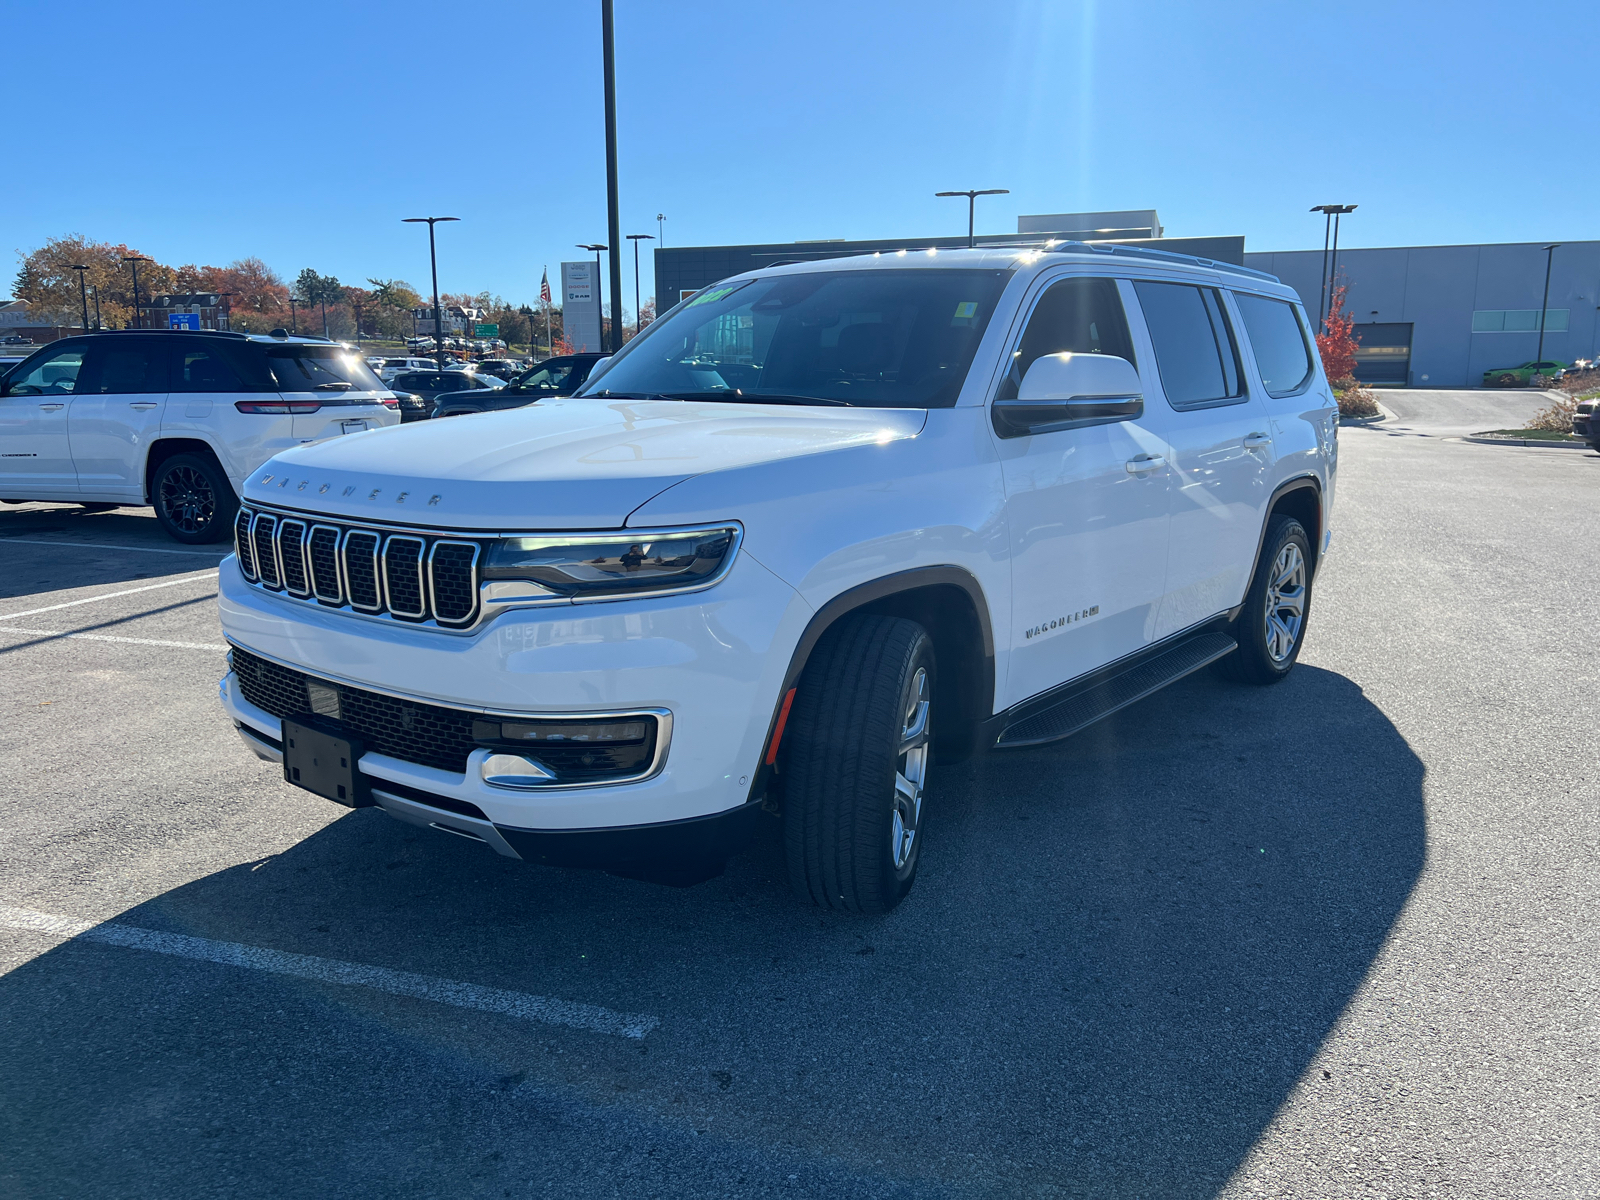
[1471,309,1568,333]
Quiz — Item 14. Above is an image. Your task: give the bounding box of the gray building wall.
[1244,241,1600,387]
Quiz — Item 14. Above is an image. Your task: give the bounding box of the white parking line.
[0,537,230,557]
[0,571,218,621]
[0,904,659,1040]
[0,624,225,651]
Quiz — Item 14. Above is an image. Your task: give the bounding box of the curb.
[1339,399,1396,427]
[1461,435,1594,451]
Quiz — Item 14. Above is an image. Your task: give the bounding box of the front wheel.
[1220,514,1312,685]
[151,452,237,544]
[782,614,934,913]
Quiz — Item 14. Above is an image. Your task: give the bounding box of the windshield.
[583,267,1012,408]
[266,347,386,392]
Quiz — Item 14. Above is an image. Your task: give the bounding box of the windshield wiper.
[313,381,353,390]
[654,391,851,407]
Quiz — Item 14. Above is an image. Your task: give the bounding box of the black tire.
[1220,514,1313,686]
[782,614,935,914]
[151,452,237,544]
[76,502,120,513]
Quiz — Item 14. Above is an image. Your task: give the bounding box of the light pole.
[403,216,460,371]
[626,233,654,338]
[656,213,665,248]
[935,189,1009,249]
[1535,244,1560,370]
[1311,204,1357,329]
[91,285,102,330]
[69,265,91,331]
[289,296,307,335]
[578,243,607,352]
[601,0,623,355]
[122,255,151,328]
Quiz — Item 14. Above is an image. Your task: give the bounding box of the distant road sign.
[169,313,201,330]
[474,323,499,338]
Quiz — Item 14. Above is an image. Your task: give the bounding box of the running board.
[994,630,1237,748]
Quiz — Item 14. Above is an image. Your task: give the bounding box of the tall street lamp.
[122,255,151,329]
[626,233,654,338]
[935,189,1010,249]
[289,296,307,335]
[403,216,460,370]
[1536,244,1560,369]
[69,265,91,332]
[601,0,624,355]
[1310,204,1357,329]
[91,285,102,330]
[578,244,607,352]
[656,213,666,248]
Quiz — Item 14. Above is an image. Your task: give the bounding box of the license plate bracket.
[282,717,372,808]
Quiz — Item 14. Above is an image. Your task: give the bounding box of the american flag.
[539,268,551,305]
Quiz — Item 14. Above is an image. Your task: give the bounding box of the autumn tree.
[1315,284,1362,385]
[173,257,289,329]
[13,235,177,329]
[364,278,425,341]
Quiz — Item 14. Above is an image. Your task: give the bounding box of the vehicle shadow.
[0,664,1422,1198]
[0,504,228,601]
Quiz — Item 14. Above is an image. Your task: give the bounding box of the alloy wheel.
[159,465,216,535]
[1264,542,1306,663]
[891,666,930,870]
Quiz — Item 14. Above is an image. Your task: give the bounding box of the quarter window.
[995,277,1136,402]
[1133,281,1244,409]
[1233,293,1313,397]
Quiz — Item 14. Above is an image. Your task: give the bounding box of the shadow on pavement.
[0,504,228,601]
[0,664,1423,1198]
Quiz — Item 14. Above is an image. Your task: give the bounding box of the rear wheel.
[151,452,237,544]
[1497,372,1520,386]
[1220,515,1312,685]
[782,614,934,914]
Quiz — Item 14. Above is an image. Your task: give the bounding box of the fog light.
[480,753,557,789]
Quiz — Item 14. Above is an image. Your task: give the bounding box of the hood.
[241,397,927,529]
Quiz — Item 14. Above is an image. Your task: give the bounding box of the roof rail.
[93,327,248,339]
[1101,243,1279,282]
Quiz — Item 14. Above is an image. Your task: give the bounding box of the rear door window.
[79,340,169,394]
[996,277,1136,401]
[1233,293,1313,397]
[1133,281,1244,409]
[172,344,247,392]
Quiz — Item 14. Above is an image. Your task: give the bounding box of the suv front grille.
[234,506,481,629]
[230,645,662,784]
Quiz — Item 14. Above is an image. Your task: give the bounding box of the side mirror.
[992,352,1143,439]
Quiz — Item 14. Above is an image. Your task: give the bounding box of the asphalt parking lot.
[1,389,1594,1199]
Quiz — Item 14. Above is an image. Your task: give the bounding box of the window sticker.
[953,301,979,319]
[685,280,754,309]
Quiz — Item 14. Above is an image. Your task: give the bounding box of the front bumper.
[217,548,810,838]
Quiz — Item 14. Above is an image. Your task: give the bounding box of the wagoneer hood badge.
[243,398,925,530]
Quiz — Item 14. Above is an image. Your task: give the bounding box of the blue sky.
[4,0,1595,314]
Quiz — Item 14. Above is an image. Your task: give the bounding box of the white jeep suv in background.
[0,331,399,542]
[217,245,1336,910]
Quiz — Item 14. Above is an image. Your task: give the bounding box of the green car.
[1483,360,1567,386]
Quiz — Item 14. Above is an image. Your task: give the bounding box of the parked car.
[1483,360,1568,386]
[473,358,524,381]
[431,354,606,417]
[1,334,35,346]
[391,390,429,424]
[0,330,399,542]
[218,247,1336,908]
[388,368,504,404]
[379,357,441,382]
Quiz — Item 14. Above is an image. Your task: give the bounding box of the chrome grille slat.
[237,507,483,630]
[382,536,427,619]
[342,530,383,612]
[235,508,257,580]
[308,525,343,604]
[277,520,309,596]
[252,514,280,588]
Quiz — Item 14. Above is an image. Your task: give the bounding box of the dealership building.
[654,211,1599,388]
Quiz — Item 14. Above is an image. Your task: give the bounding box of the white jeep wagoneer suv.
[217,244,1336,911]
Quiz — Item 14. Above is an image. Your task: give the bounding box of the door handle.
[129,401,158,410]
[1125,454,1166,474]
[1243,432,1273,448]
[38,402,64,412]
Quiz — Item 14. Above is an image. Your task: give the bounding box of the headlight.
[481,524,742,603]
